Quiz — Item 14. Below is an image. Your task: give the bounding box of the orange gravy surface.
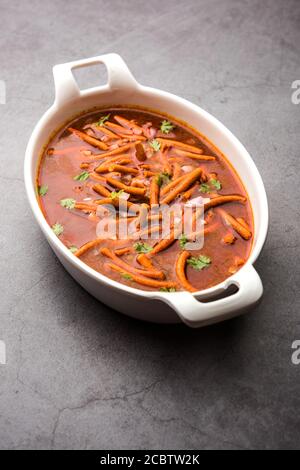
[38,108,253,292]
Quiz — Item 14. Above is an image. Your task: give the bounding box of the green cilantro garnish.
[156,172,171,187]
[149,139,161,152]
[38,185,48,196]
[179,234,188,249]
[210,178,222,190]
[160,120,175,134]
[52,223,64,237]
[95,114,110,126]
[187,255,211,271]
[199,183,212,193]
[69,245,78,254]
[159,287,176,292]
[73,171,89,182]
[133,242,153,254]
[110,189,124,200]
[121,273,133,280]
[200,179,222,193]
[60,198,76,209]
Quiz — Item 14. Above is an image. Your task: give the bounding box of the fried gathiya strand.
[105,176,146,196]
[160,168,203,204]
[175,251,197,292]
[75,239,104,257]
[149,176,160,206]
[204,195,246,211]
[107,263,177,289]
[100,247,165,279]
[92,184,112,197]
[68,128,108,150]
[157,138,203,154]
[219,209,252,240]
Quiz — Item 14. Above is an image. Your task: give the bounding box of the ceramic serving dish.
[24,53,268,327]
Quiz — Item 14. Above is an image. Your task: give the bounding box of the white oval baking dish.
[24,53,268,327]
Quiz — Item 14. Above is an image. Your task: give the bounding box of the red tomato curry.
[37,108,253,292]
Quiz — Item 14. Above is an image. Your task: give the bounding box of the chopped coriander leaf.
[210,178,222,190]
[52,223,64,237]
[95,114,110,126]
[187,255,211,271]
[133,242,153,253]
[162,171,171,180]
[159,287,176,292]
[156,172,171,187]
[179,234,188,249]
[149,139,161,152]
[110,189,124,200]
[156,174,163,187]
[69,245,78,254]
[73,171,89,182]
[121,273,133,280]
[199,183,212,193]
[160,120,175,134]
[60,198,76,209]
[38,185,48,196]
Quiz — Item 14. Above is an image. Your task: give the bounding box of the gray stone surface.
[0,0,299,450]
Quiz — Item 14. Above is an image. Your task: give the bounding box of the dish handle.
[154,265,263,328]
[53,53,138,105]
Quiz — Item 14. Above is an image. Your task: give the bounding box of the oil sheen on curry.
[37,108,253,292]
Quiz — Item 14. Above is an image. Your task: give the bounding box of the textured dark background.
[0,0,300,449]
